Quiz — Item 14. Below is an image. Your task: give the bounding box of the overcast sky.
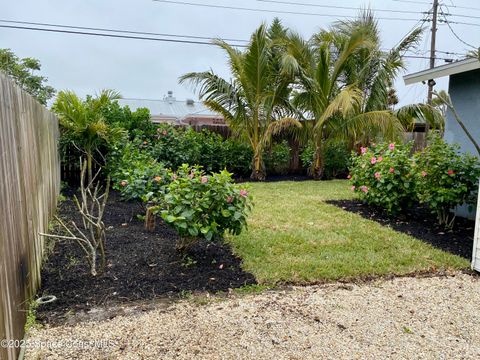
[1,0,479,106]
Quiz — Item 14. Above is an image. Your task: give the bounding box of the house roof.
[403,58,480,85]
[118,95,220,121]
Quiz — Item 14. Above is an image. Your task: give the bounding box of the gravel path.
[26,273,480,360]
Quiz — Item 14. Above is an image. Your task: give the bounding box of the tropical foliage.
[52,90,126,183]
[180,20,301,180]
[181,14,443,180]
[284,13,420,178]
[0,48,55,105]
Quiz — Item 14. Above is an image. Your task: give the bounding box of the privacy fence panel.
[0,73,60,360]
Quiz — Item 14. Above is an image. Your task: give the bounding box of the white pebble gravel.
[25,273,480,360]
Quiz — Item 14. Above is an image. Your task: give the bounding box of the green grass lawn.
[227,180,469,284]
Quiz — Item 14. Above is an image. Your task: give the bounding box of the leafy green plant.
[414,136,480,227]
[52,90,126,183]
[0,48,55,105]
[156,165,253,251]
[301,141,350,179]
[180,21,301,180]
[109,140,170,203]
[265,140,291,175]
[349,142,416,214]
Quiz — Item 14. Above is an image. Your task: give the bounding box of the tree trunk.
[145,207,156,232]
[86,152,93,186]
[288,137,301,174]
[250,149,266,181]
[312,143,325,180]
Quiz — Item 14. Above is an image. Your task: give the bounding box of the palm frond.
[395,103,445,131]
[315,86,363,131]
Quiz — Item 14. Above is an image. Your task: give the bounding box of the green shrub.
[109,140,170,203]
[223,139,253,177]
[349,142,416,214]
[152,125,202,169]
[265,140,290,175]
[157,164,253,250]
[301,141,350,179]
[414,136,480,227]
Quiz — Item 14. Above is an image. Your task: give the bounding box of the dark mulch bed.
[37,192,256,324]
[327,199,475,259]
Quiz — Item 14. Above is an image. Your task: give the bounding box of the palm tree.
[52,89,126,183]
[284,12,428,178]
[180,20,300,180]
[284,26,398,178]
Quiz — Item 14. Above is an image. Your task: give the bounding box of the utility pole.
[427,0,439,105]
[424,0,439,135]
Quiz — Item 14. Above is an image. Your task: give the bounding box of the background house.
[404,58,480,155]
[404,57,480,272]
[119,91,225,126]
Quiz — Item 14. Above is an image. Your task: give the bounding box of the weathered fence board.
[0,73,59,360]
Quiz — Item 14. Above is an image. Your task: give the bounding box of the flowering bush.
[156,164,253,250]
[109,140,171,203]
[349,142,416,214]
[414,135,480,227]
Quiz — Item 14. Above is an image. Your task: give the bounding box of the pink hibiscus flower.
[360,185,368,193]
[240,189,248,198]
[360,147,368,155]
[374,172,381,180]
[371,157,377,165]
[351,185,356,191]
[421,171,427,177]
[201,176,208,183]
[388,143,395,151]
[389,167,395,174]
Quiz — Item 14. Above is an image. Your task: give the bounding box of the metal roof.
[118,95,220,120]
[403,58,480,85]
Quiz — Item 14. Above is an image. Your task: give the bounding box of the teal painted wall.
[445,68,480,219]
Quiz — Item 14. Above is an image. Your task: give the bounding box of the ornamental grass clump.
[155,164,253,251]
[349,142,416,214]
[414,135,480,227]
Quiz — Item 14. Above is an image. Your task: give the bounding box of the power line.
[441,2,480,12]
[152,0,423,21]
[255,0,425,15]
[391,0,432,5]
[0,19,248,43]
[0,24,248,47]
[440,5,477,49]
[0,19,462,61]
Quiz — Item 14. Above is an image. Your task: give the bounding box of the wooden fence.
[0,73,60,360]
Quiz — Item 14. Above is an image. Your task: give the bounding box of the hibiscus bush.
[349,142,416,214]
[109,140,171,203]
[156,164,253,251]
[414,135,480,227]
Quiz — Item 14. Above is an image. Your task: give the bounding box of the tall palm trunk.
[312,140,324,180]
[250,148,266,181]
[288,137,301,174]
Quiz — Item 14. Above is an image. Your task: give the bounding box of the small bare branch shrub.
[41,160,109,276]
